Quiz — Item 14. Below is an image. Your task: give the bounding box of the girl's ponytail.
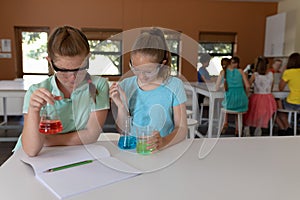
[85,73,98,103]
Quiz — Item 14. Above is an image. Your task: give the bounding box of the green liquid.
[136,142,152,155]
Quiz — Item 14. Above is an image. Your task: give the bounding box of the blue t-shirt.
[198,67,210,82]
[119,76,187,137]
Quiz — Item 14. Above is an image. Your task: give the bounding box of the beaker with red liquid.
[39,103,63,134]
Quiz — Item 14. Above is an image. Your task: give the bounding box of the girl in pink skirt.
[244,56,277,136]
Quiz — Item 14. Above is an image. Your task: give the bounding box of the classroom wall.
[0,0,277,81]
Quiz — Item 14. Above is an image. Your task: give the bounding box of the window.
[164,30,181,75]
[82,28,122,76]
[198,32,236,75]
[15,27,50,83]
[83,28,181,76]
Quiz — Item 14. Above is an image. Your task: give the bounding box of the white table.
[0,80,28,141]
[1,137,300,200]
[186,82,289,138]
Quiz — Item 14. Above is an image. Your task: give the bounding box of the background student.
[244,63,255,80]
[197,53,214,107]
[16,26,109,156]
[198,53,212,83]
[215,56,250,136]
[278,52,300,135]
[269,58,283,73]
[221,58,231,70]
[110,27,188,151]
[231,56,241,69]
[243,56,277,136]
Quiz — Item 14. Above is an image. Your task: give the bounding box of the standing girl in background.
[243,56,277,136]
[110,27,188,151]
[216,57,250,136]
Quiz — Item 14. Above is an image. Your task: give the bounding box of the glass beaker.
[39,103,63,134]
[118,116,136,149]
[136,126,155,155]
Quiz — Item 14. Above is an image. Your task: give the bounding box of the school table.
[186,82,289,138]
[0,137,299,200]
[0,80,27,141]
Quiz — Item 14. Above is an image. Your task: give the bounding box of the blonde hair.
[131,28,171,81]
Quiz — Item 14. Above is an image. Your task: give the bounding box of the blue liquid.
[118,135,136,149]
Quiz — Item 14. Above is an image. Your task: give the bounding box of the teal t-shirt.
[14,75,109,151]
[119,76,187,137]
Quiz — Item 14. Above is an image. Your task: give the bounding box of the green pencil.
[44,160,94,173]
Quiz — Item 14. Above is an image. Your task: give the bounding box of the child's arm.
[154,103,188,150]
[215,70,224,91]
[200,74,210,83]
[22,88,57,157]
[44,109,108,147]
[249,73,255,86]
[279,79,287,91]
[109,82,130,133]
[238,69,250,95]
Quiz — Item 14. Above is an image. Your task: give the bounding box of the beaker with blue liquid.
[118,116,136,149]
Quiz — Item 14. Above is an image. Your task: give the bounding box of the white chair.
[268,111,281,136]
[277,109,298,136]
[186,109,193,119]
[199,97,210,124]
[269,114,274,136]
[199,103,209,124]
[217,108,246,137]
[187,118,205,139]
[187,118,198,139]
[187,109,203,136]
[98,133,120,141]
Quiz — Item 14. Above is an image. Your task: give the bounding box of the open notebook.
[21,144,141,199]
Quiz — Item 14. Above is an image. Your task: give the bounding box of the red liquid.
[39,120,63,134]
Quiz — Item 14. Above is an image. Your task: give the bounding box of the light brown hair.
[255,56,268,75]
[131,27,171,81]
[47,26,98,103]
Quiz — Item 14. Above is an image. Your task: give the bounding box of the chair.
[199,97,210,124]
[277,109,298,136]
[186,109,204,137]
[199,103,209,124]
[187,118,198,139]
[186,109,193,119]
[217,108,246,137]
[98,133,120,141]
[269,114,274,136]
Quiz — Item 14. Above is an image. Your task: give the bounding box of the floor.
[0,116,23,166]
[0,142,15,165]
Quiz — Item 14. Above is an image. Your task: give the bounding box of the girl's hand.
[109,82,127,108]
[29,88,58,112]
[147,131,163,152]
